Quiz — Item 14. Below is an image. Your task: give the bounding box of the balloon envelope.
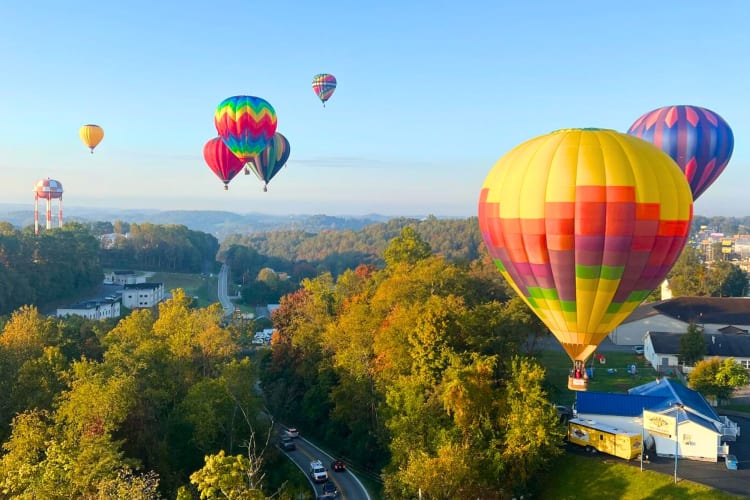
[478,128,693,362]
[214,96,277,164]
[79,124,104,153]
[203,137,246,189]
[627,105,734,200]
[247,132,291,191]
[312,74,337,105]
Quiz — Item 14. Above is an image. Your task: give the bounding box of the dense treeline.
[221,215,483,271]
[260,228,563,498]
[99,222,219,273]
[0,223,102,315]
[222,216,485,306]
[692,215,750,235]
[0,292,301,499]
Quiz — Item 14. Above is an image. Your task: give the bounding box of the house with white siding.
[608,297,750,346]
[57,297,121,320]
[575,379,740,462]
[644,331,750,374]
[122,282,165,309]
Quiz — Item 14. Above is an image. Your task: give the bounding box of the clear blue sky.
[0,0,747,217]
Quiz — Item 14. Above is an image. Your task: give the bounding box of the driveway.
[569,415,750,498]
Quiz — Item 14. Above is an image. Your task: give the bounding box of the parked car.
[725,454,738,470]
[632,345,644,355]
[279,436,296,451]
[321,481,338,497]
[331,459,346,472]
[286,427,300,438]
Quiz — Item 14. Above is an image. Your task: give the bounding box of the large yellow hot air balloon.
[478,129,693,390]
[79,124,104,153]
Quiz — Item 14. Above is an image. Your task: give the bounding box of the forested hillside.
[99,223,219,274]
[259,229,562,498]
[0,222,102,315]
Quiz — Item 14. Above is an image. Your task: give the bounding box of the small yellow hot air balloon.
[79,124,104,154]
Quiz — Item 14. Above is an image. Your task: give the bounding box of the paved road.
[568,416,750,498]
[217,264,233,316]
[278,428,371,500]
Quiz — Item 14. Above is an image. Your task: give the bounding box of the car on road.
[286,427,300,438]
[725,454,738,470]
[279,436,295,451]
[632,345,644,355]
[309,459,329,483]
[321,481,338,497]
[331,459,346,472]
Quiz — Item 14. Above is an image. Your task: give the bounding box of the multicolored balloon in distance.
[627,105,734,200]
[247,132,291,192]
[312,74,337,106]
[478,128,693,365]
[203,137,246,190]
[79,124,104,153]
[214,96,278,164]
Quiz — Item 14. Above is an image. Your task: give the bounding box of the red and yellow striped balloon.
[478,128,693,362]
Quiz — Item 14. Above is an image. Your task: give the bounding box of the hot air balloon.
[627,105,734,200]
[312,74,337,106]
[246,132,291,192]
[79,124,104,153]
[478,129,693,391]
[203,137,246,190]
[214,96,277,165]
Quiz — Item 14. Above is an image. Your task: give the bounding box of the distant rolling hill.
[0,204,395,239]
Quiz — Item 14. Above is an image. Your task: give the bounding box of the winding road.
[218,264,234,316]
[278,427,371,500]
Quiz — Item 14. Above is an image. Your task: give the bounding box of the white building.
[104,270,146,285]
[608,297,750,346]
[575,379,740,462]
[57,297,121,320]
[644,331,750,374]
[122,282,165,309]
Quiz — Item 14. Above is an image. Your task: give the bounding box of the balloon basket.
[568,376,588,391]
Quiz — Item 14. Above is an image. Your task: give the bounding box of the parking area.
[632,415,749,497]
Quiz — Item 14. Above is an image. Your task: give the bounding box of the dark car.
[321,481,338,497]
[331,460,346,472]
[279,436,296,451]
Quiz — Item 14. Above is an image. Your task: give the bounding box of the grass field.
[537,453,743,499]
[145,272,219,308]
[538,349,655,407]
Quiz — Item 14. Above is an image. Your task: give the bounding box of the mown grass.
[537,453,743,499]
[147,271,219,308]
[538,349,656,407]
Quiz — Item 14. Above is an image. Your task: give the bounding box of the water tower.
[34,178,64,235]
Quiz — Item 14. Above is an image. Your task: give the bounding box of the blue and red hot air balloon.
[627,105,734,200]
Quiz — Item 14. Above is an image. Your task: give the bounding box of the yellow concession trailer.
[567,418,642,460]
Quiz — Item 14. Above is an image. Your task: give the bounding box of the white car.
[286,427,300,438]
[309,459,328,483]
[632,345,644,355]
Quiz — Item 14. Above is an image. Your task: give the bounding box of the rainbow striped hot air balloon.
[627,105,734,200]
[478,129,693,390]
[312,74,337,107]
[214,96,278,164]
[246,132,291,192]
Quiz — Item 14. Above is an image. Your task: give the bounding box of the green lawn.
[146,272,219,308]
[537,453,742,499]
[538,349,655,407]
